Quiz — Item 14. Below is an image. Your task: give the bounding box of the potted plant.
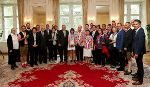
[146,24,150,46]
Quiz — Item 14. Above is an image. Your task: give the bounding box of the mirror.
[33,6,46,26]
[96,5,109,25]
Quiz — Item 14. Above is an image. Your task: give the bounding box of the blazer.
[58,30,69,46]
[116,29,125,50]
[132,28,146,55]
[38,31,47,49]
[48,31,59,46]
[44,29,52,46]
[28,32,40,48]
[7,34,13,52]
[123,29,133,52]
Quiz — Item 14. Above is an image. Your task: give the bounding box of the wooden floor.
[0,52,150,66]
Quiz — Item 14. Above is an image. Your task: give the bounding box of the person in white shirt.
[109,27,118,68]
[7,28,19,70]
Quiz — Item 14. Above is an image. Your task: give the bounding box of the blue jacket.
[116,29,125,50]
[132,28,146,55]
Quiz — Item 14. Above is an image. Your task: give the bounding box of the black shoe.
[132,81,143,85]
[117,67,124,71]
[110,65,116,68]
[124,70,132,75]
[60,60,63,63]
[132,77,139,81]
[35,63,38,66]
[131,73,137,77]
[11,66,15,70]
[30,65,34,67]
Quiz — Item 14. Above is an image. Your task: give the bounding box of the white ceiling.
[96,6,109,14]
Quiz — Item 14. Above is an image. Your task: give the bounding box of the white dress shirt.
[11,33,19,49]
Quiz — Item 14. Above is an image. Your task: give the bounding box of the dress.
[83,35,93,57]
[68,34,75,50]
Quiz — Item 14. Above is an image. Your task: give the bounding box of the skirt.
[83,48,92,57]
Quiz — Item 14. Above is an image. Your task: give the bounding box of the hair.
[85,24,89,26]
[126,22,130,24]
[117,23,122,26]
[107,24,112,26]
[21,25,26,28]
[134,19,141,24]
[70,28,75,33]
[32,27,37,31]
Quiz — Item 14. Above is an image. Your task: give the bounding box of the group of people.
[7,19,146,85]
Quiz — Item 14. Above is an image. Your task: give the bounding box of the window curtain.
[118,0,124,24]
[82,0,88,26]
[147,0,150,24]
[17,0,24,29]
[53,0,60,26]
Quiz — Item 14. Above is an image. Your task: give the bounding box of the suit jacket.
[28,32,40,49]
[132,28,146,55]
[38,31,47,49]
[116,29,125,50]
[58,30,69,46]
[123,29,133,52]
[7,34,13,52]
[49,31,59,46]
[44,29,52,46]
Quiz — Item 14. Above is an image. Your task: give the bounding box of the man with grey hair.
[7,28,19,70]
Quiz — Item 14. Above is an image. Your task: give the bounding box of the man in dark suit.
[44,24,52,61]
[25,23,32,64]
[123,22,133,75]
[28,27,40,67]
[132,19,146,85]
[49,26,59,62]
[58,25,69,63]
[38,26,47,64]
[116,23,125,71]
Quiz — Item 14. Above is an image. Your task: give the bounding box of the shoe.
[30,65,34,67]
[117,67,124,71]
[131,73,137,77]
[110,65,116,68]
[132,77,139,81]
[60,60,63,63]
[14,65,18,68]
[35,64,38,66]
[11,66,15,70]
[132,81,143,85]
[124,70,132,75]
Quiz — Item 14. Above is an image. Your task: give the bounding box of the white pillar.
[46,0,53,27]
[88,0,96,24]
[109,0,119,23]
[24,0,32,25]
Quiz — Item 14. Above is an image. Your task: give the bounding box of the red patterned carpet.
[6,63,129,87]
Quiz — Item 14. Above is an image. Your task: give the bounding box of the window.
[124,2,141,23]
[60,3,83,31]
[0,0,18,41]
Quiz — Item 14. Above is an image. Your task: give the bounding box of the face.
[46,24,49,29]
[85,25,89,29]
[26,23,30,29]
[70,30,74,34]
[107,25,111,31]
[32,29,37,33]
[41,26,45,32]
[21,26,26,32]
[98,29,102,34]
[112,27,117,33]
[85,31,90,35]
[36,25,40,31]
[62,25,66,30]
[78,25,82,31]
[52,28,55,32]
[11,28,16,34]
[117,24,122,30]
[102,24,106,29]
[112,21,116,27]
[124,23,131,29]
[133,21,141,29]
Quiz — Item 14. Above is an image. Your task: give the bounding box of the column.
[88,0,96,24]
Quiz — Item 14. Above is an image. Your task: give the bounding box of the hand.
[9,50,12,52]
[134,54,138,59]
[124,48,127,51]
[58,44,61,46]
